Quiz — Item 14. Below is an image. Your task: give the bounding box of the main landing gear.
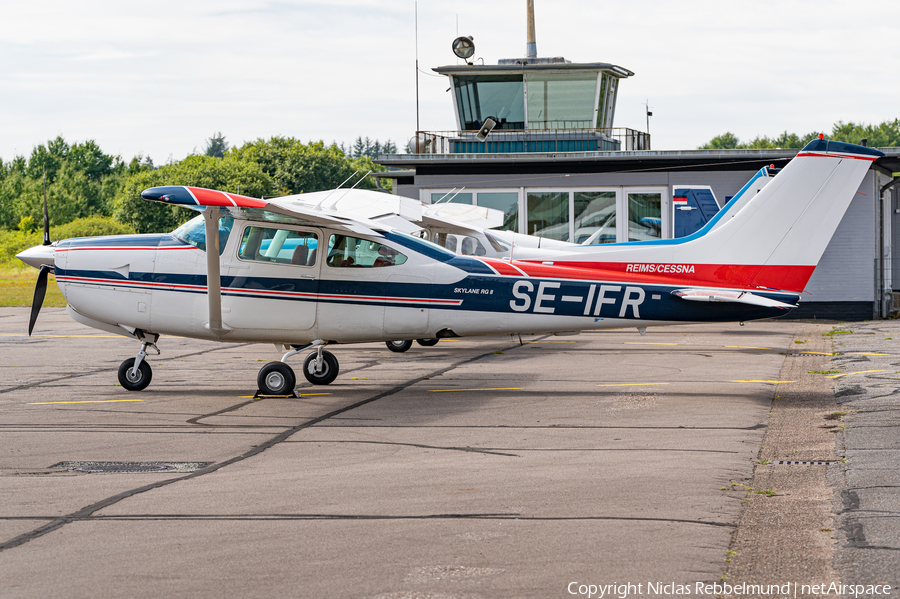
[384,338,440,352]
[256,341,339,395]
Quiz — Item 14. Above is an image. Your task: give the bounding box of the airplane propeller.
[28,264,52,336]
[27,168,53,335]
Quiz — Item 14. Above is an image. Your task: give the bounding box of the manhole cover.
[50,461,212,474]
[773,460,837,466]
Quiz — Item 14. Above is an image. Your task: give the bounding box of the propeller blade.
[28,265,51,336]
[42,166,51,246]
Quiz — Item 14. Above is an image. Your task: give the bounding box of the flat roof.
[433,63,634,78]
[376,147,900,177]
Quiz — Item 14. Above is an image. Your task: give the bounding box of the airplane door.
[221,224,321,338]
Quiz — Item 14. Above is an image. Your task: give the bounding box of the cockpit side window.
[238,226,318,266]
[326,235,407,268]
[172,214,233,255]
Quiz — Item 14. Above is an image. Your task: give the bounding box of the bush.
[0,216,136,266]
[113,154,273,233]
[52,215,136,239]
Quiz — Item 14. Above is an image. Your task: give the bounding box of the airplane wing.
[141,186,382,236]
[422,203,505,232]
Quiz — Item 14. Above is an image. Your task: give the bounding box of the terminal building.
[376,16,900,320]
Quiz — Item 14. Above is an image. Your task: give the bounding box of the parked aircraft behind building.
[17,139,881,395]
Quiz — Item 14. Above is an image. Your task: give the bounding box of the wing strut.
[203,208,231,337]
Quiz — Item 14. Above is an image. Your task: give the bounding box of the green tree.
[831,120,900,147]
[113,154,272,234]
[232,137,380,195]
[204,132,229,158]
[699,132,741,150]
[699,119,900,150]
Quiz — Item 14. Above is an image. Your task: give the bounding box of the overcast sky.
[2,0,898,165]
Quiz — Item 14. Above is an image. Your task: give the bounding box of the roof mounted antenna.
[526,0,537,59]
[332,171,373,206]
[434,188,459,203]
[441,187,467,203]
[315,170,360,208]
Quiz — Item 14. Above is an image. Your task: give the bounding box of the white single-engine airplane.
[17,139,881,395]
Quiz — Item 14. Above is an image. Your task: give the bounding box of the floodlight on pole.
[452,36,475,60]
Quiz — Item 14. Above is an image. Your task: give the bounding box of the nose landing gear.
[117,338,159,391]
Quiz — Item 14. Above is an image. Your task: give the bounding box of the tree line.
[0,134,399,235]
[699,119,900,150]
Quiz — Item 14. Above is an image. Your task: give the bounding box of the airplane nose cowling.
[16,243,56,269]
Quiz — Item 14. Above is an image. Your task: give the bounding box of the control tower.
[412,2,646,154]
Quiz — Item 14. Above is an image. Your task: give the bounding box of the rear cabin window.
[326,235,407,268]
[238,226,318,266]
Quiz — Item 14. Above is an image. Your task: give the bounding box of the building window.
[574,191,616,244]
[453,75,525,130]
[431,192,473,205]
[477,192,519,232]
[526,72,599,130]
[627,193,662,241]
[527,191,570,241]
[423,186,667,244]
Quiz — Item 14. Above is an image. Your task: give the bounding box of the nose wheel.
[117,338,159,391]
[118,358,152,391]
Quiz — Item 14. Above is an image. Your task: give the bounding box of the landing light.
[452,36,475,60]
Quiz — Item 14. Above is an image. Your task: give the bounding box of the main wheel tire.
[416,338,439,347]
[303,351,339,385]
[118,358,152,391]
[385,340,413,353]
[257,361,296,395]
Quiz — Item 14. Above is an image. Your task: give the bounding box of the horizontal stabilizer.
[671,288,797,310]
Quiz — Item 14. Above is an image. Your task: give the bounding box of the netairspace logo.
[567,581,893,598]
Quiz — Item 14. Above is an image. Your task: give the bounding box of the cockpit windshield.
[172,214,234,255]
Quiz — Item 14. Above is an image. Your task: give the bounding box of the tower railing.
[409,128,650,154]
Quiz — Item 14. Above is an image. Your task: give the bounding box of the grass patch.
[809,370,840,375]
[824,411,848,421]
[822,329,853,337]
[0,265,65,308]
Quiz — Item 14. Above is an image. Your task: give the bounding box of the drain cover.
[773,460,837,465]
[50,461,212,474]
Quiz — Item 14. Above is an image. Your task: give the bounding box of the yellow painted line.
[795,351,837,356]
[0,334,123,338]
[826,370,885,379]
[524,340,579,343]
[731,380,796,384]
[725,345,772,350]
[625,342,680,346]
[239,393,332,398]
[428,388,522,393]
[596,382,670,387]
[28,399,144,405]
[847,352,890,356]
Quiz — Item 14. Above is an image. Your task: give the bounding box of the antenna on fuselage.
[330,171,373,207]
[315,170,360,209]
[439,187,466,203]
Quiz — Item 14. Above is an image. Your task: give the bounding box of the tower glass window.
[453,75,525,130]
[526,72,599,130]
